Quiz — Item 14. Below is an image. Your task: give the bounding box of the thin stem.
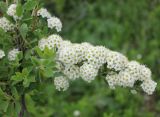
[19,94,30,117]
[19,94,25,117]
[31,5,39,31]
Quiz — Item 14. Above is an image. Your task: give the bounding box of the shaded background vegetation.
[15,0,160,117]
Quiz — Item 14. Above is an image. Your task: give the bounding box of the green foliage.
[0,2,7,13]
[16,4,23,17]
[11,68,35,87]
[0,0,58,116]
[19,23,28,39]
[24,0,38,11]
[0,0,159,117]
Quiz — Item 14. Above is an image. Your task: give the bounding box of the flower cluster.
[47,17,62,32]
[7,4,21,20]
[0,48,20,61]
[106,51,128,71]
[0,17,14,32]
[106,61,157,94]
[8,49,20,61]
[38,34,63,51]
[80,63,98,83]
[141,80,157,95]
[0,50,5,59]
[54,76,69,91]
[38,34,157,95]
[63,65,80,80]
[37,8,62,32]
[37,8,51,18]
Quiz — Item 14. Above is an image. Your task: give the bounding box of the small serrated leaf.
[19,23,28,39]
[43,68,54,78]
[11,87,19,100]
[0,100,9,112]
[24,0,37,11]
[16,4,23,17]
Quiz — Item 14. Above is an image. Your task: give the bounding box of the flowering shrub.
[0,0,157,116]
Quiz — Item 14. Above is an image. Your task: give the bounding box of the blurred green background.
[27,0,160,117]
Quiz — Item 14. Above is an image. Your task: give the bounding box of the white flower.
[54,76,69,91]
[0,50,5,59]
[85,46,109,68]
[38,38,48,50]
[73,110,81,117]
[58,46,79,65]
[37,8,51,18]
[38,34,63,51]
[139,65,152,81]
[141,80,157,95]
[76,42,94,62]
[0,17,14,32]
[7,4,21,20]
[72,44,86,62]
[80,63,98,83]
[125,61,141,81]
[8,49,20,61]
[63,65,80,80]
[47,34,63,49]
[106,51,128,71]
[47,17,62,32]
[81,42,93,48]
[118,70,135,87]
[106,70,135,88]
[35,31,156,94]
[71,43,94,63]
[106,72,119,89]
[59,40,72,51]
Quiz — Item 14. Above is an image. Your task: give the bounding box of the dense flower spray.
[0,17,14,32]
[37,6,157,95]
[0,3,157,96]
[38,32,157,95]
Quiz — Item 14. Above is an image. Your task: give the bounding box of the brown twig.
[31,6,39,32]
[19,94,30,117]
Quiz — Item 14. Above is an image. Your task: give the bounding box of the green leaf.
[0,100,9,112]
[15,101,21,115]
[19,23,28,39]
[25,50,32,60]
[6,102,14,116]
[11,87,19,100]
[17,51,23,60]
[23,78,29,87]
[43,47,56,59]
[24,0,37,11]
[0,2,7,13]
[0,87,3,94]
[16,4,23,17]
[0,88,5,97]
[43,68,54,78]
[23,76,35,88]
[31,56,40,66]
[11,72,23,82]
[28,76,36,82]
[34,46,44,58]
[22,68,29,76]
[26,66,33,73]
[26,94,35,114]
